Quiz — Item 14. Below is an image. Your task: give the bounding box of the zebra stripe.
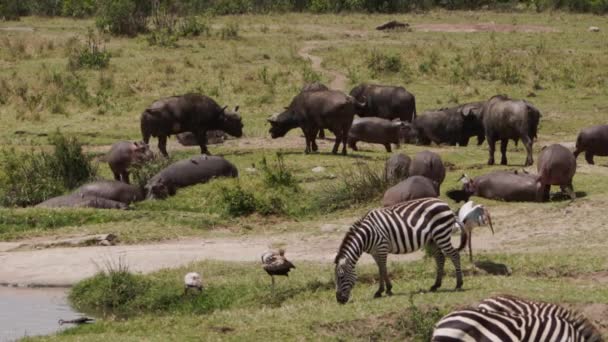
[334,198,466,304]
[432,296,602,342]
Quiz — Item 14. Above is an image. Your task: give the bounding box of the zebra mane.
[334,211,371,264]
[480,295,602,340]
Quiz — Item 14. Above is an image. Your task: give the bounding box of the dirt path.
[298,41,349,91]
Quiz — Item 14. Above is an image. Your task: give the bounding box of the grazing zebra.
[334,198,491,304]
[432,295,603,342]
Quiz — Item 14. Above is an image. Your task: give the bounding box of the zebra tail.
[457,222,468,252]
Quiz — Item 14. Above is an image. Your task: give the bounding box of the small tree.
[96,0,152,36]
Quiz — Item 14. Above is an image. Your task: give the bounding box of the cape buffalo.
[573,124,608,165]
[268,90,361,155]
[537,144,577,200]
[349,83,416,122]
[447,171,542,202]
[482,95,541,166]
[347,117,411,152]
[301,82,330,139]
[411,102,484,146]
[140,93,243,157]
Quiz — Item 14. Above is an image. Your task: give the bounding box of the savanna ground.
[1,10,608,341]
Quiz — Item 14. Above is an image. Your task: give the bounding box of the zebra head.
[334,257,356,304]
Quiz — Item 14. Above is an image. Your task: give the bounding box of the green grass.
[25,249,608,341]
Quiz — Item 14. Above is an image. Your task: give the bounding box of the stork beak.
[485,209,495,235]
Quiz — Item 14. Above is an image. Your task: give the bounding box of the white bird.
[184,272,203,295]
[457,201,495,262]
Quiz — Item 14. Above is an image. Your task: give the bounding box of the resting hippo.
[36,194,129,210]
[75,180,144,204]
[409,151,446,190]
[573,124,608,165]
[176,130,227,146]
[106,141,153,184]
[140,93,243,157]
[347,117,411,152]
[146,155,238,199]
[382,176,438,206]
[537,144,576,200]
[385,153,411,183]
[268,90,362,155]
[447,171,542,202]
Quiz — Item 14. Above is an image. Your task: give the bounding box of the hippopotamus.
[146,155,238,199]
[349,83,416,122]
[140,93,243,157]
[447,170,543,202]
[385,153,411,183]
[176,130,227,146]
[75,180,144,204]
[411,102,485,146]
[347,117,411,153]
[482,94,541,166]
[382,176,439,206]
[268,90,363,155]
[573,124,608,165]
[106,141,153,184]
[409,151,446,190]
[537,144,577,200]
[36,194,129,210]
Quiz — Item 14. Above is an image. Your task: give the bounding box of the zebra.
[432,295,603,342]
[334,197,492,304]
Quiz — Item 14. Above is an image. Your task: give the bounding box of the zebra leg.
[372,253,388,298]
[430,245,446,292]
[446,248,463,290]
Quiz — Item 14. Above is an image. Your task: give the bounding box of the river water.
[0,287,83,341]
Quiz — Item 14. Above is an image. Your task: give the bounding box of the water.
[0,287,83,342]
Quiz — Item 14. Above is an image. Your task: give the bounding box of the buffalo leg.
[195,131,210,155]
[311,128,319,152]
[331,135,341,155]
[542,184,551,202]
[585,151,595,165]
[348,138,358,151]
[561,183,576,200]
[113,171,121,181]
[123,172,130,185]
[477,134,485,146]
[384,143,392,153]
[487,137,496,165]
[341,127,349,155]
[521,135,533,166]
[500,139,508,165]
[303,134,311,154]
[158,135,168,157]
[318,129,325,139]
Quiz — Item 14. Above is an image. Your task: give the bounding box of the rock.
[588,26,600,32]
[312,166,326,173]
[245,167,257,173]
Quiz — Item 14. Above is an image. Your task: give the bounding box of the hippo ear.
[234,105,239,112]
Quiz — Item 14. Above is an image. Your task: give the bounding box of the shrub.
[0,0,26,20]
[130,154,172,190]
[0,132,96,207]
[367,50,402,76]
[147,28,179,47]
[219,183,257,216]
[67,28,111,70]
[96,0,151,36]
[179,16,210,37]
[405,296,446,341]
[260,153,298,190]
[62,0,97,17]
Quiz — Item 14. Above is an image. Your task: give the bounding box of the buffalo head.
[219,106,243,138]
[267,110,297,139]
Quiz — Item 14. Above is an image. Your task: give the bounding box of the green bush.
[62,0,96,17]
[147,28,179,47]
[96,0,151,36]
[130,155,172,190]
[260,153,299,190]
[367,50,402,76]
[220,183,257,216]
[67,29,111,70]
[0,132,96,207]
[179,16,210,37]
[0,0,26,20]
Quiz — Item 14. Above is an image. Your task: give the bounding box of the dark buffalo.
[75,180,144,204]
[482,95,541,166]
[573,124,608,165]
[140,93,243,157]
[106,141,153,184]
[146,155,238,199]
[176,130,227,146]
[36,194,129,210]
[349,83,416,122]
[268,90,361,155]
[347,117,411,153]
[537,144,577,200]
[382,176,438,206]
[384,153,411,183]
[411,102,484,146]
[447,171,542,202]
[301,82,330,139]
[409,151,446,190]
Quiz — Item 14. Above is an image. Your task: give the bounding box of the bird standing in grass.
[184,272,203,295]
[261,248,295,291]
[458,201,495,262]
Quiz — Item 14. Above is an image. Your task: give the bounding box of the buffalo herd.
[36,81,608,208]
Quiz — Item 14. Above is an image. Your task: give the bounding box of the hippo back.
[409,151,446,186]
[382,176,438,206]
[385,153,411,183]
[76,180,144,204]
[151,155,238,189]
[537,144,576,185]
[37,194,129,210]
[475,171,540,202]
